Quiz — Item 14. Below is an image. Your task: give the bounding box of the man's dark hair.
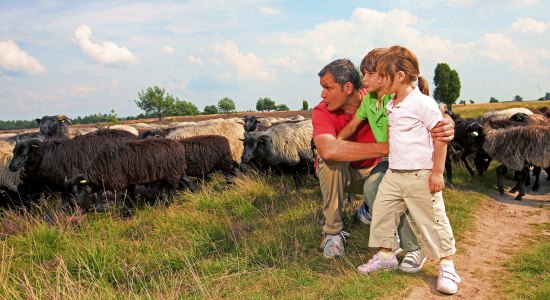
[318,59,362,90]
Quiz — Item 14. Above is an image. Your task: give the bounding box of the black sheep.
[8,129,137,209]
[141,132,238,186]
[177,135,238,185]
[242,115,259,132]
[66,138,189,217]
[36,114,72,138]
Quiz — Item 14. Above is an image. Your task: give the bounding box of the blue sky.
[1,0,549,121]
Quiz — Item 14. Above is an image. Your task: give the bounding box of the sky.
[1,0,550,121]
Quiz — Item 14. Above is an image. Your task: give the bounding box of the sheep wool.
[0,140,19,192]
[483,125,550,170]
[167,120,245,163]
[264,120,313,165]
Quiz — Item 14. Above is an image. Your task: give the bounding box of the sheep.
[107,124,139,136]
[242,115,274,132]
[445,116,487,184]
[481,112,549,190]
[36,114,72,138]
[8,129,138,209]
[243,115,259,132]
[65,138,189,217]
[175,135,238,184]
[240,121,314,187]
[508,112,549,125]
[0,140,22,207]
[479,107,533,122]
[482,125,550,200]
[141,132,238,185]
[167,120,245,163]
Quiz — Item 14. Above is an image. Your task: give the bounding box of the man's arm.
[431,113,455,142]
[314,134,389,162]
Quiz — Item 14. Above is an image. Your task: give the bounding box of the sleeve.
[421,96,443,130]
[312,106,337,138]
[354,95,370,121]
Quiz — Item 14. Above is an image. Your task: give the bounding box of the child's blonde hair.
[376,45,430,96]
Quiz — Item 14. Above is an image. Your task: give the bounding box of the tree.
[203,105,219,115]
[433,63,461,112]
[513,95,523,102]
[275,104,289,111]
[218,97,236,114]
[135,86,175,121]
[302,100,309,110]
[170,99,199,116]
[256,97,276,112]
[256,98,265,112]
[489,97,499,103]
[545,92,550,100]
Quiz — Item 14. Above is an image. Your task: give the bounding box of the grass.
[451,99,550,119]
[0,167,487,299]
[497,223,550,300]
[0,101,547,298]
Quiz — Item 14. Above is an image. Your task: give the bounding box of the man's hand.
[431,115,454,142]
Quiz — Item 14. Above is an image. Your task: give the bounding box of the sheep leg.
[292,169,303,189]
[514,168,528,201]
[94,193,105,213]
[460,150,475,176]
[180,175,196,192]
[496,164,507,194]
[532,166,541,192]
[545,167,550,181]
[223,161,240,185]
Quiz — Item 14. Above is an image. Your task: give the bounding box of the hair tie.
[417,73,422,78]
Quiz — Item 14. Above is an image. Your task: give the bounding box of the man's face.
[320,72,348,112]
[362,71,382,93]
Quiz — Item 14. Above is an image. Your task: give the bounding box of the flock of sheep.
[1,105,548,217]
[446,106,550,200]
[0,114,314,217]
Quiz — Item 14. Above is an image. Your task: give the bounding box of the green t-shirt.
[356,92,393,142]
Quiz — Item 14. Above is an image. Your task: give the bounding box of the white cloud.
[162,46,175,54]
[188,55,204,65]
[212,40,271,81]
[259,6,280,15]
[70,85,97,97]
[0,39,46,75]
[511,17,548,33]
[72,24,139,65]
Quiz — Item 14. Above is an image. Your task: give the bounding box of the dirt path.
[404,174,550,299]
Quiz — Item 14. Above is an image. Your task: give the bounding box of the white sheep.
[167,120,245,163]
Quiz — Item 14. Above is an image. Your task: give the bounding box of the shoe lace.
[405,250,420,261]
[339,231,350,243]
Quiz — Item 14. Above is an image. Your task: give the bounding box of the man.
[312,58,454,261]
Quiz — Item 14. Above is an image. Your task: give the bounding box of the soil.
[404,172,550,299]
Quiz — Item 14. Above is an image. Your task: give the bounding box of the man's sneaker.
[399,249,427,273]
[437,263,461,294]
[321,231,350,258]
[357,252,398,274]
[356,202,372,225]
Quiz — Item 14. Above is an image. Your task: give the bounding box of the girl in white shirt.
[356,46,460,295]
